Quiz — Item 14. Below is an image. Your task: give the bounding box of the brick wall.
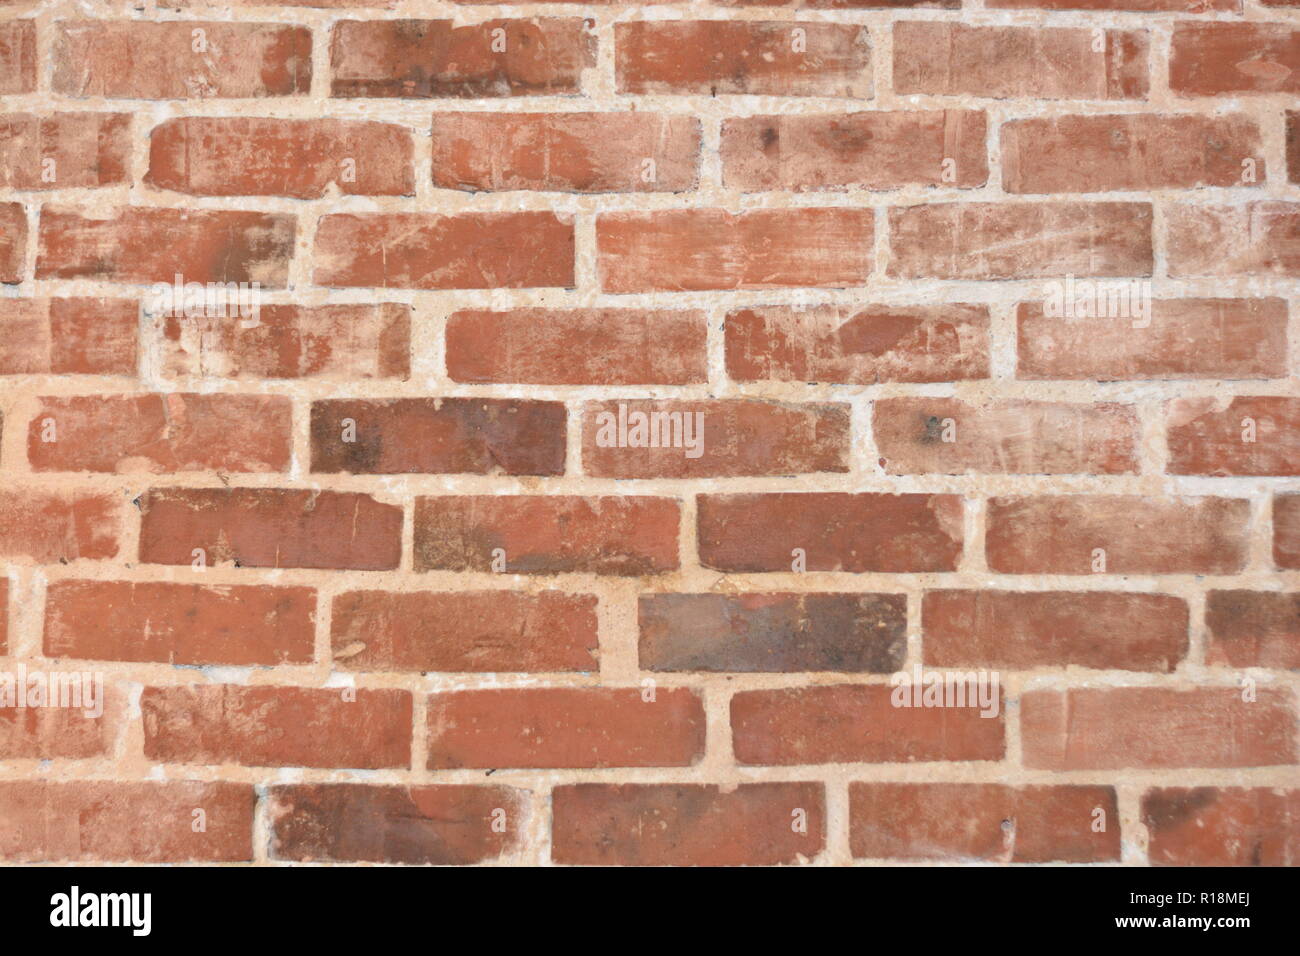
[0,0,1297,866]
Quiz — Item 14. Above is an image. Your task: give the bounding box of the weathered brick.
[0,490,120,563]
[269,784,524,865]
[1277,495,1300,569]
[427,687,705,769]
[139,488,403,571]
[732,685,1005,765]
[53,21,312,98]
[1023,688,1296,769]
[1167,202,1300,277]
[893,23,1148,100]
[160,303,410,380]
[889,202,1153,279]
[1016,298,1289,380]
[986,496,1251,574]
[874,398,1139,475]
[311,398,566,475]
[616,21,870,97]
[1170,23,1299,96]
[639,592,906,672]
[0,202,24,284]
[431,113,699,192]
[726,304,990,384]
[446,309,707,385]
[598,209,873,292]
[142,685,413,769]
[722,111,988,190]
[0,781,254,863]
[922,590,1188,671]
[331,590,598,672]
[850,783,1120,863]
[0,298,138,375]
[315,212,573,289]
[1003,115,1262,193]
[581,399,850,478]
[0,113,132,189]
[1205,590,1300,669]
[37,207,295,286]
[44,581,315,666]
[414,495,679,575]
[0,20,36,95]
[147,116,414,197]
[28,394,292,473]
[698,493,964,573]
[0,706,108,760]
[1144,788,1300,866]
[552,783,825,866]
[330,19,594,97]
[1167,396,1300,476]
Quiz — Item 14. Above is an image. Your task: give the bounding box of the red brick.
[0,704,108,760]
[0,490,120,562]
[414,495,679,575]
[36,206,295,286]
[0,202,24,284]
[581,399,850,478]
[722,111,987,190]
[142,685,412,769]
[0,578,6,654]
[0,20,36,95]
[311,398,564,476]
[1144,788,1300,866]
[1003,115,1263,193]
[54,21,312,98]
[1206,590,1300,669]
[1277,495,1300,569]
[269,784,524,865]
[922,590,1188,671]
[985,496,1250,575]
[726,304,990,384]
[160,303,409,380]
[44,581,315,666]
[330,18,594,97]
[1170,23,1299,96]
[893,23,1148,100]
[874,398,1139,475]
[431,113,699,192]
[446,309,707,385]
[331,590,598,672]
[315,212,573,289]
[1016,298,1288,381]
[598,209,873,292]
[0,298,138,375]
[139,488,402,571]
[1167,396,1300,476]
[732,685,1005,765]
[427,687,704,769]
[616,21,870,97]
[1022,687,1296,769]
[850,783,1120,863]
[147,116,414,197]
[698,493,963,573]
[889,202,1153,279]
[553,783,825,866]
[0,113,132,189]
[1167,202,1300,277]
[28,394,292,474]
[0,781,254,863]
[639,592,906,673]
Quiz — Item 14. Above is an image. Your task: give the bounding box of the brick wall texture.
[1,0,1298,866]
